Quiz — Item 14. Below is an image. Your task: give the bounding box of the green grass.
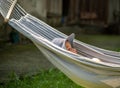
[0,69,84,88]
[76,34,120,51]
[0,35,120,88]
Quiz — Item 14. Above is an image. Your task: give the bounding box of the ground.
[0,44,54,82]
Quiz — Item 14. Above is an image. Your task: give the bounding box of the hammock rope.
[0,0,26,20]
[0,0,120,88]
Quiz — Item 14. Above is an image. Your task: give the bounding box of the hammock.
[0,0,120,88]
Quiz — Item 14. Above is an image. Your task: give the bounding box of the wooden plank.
[4,0,17,22]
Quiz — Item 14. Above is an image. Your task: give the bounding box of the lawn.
[0,68,84,88]
[0,30,120,88]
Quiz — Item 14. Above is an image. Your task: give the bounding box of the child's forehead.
[65,40,71,45]
[65,40,70,43]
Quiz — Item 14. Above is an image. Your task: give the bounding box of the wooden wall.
[68,0,109,25]
[47,0,62,16]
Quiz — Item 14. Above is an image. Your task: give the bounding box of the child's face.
[65,41,72,50]
[65,41,77,54]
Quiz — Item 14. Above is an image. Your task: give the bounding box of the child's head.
[52,33,77,54]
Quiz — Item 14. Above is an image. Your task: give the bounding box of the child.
[52,33,77,54]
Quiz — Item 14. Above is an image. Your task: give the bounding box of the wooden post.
[75,0,80,22]
[4,0,17,22]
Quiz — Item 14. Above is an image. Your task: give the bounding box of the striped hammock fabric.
[0,0,120,88]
